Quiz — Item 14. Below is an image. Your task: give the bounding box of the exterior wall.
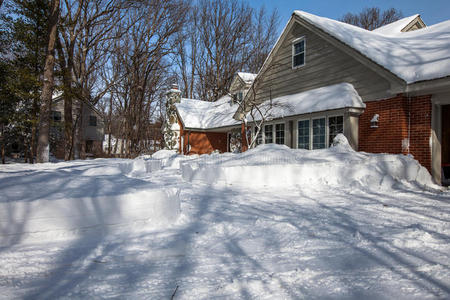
[182,130,228,155]
[253,22,393,104]
[359,94,432,171]
[82,104,104,141]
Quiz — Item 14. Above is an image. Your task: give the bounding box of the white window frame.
[264,123,274,144]
[311,117,326,150]
[292,37,306,69]
[327,114,344,147]
[296,114,345,150]
[275,122,286,145]
[297,118,310,150]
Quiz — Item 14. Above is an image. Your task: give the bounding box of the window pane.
[294,40,304,54]
[51,111,61,122]
[264,124,273,144]
[89,116,97,127]
[275,123,285,145]
[293,53,304,67]
[328,116,344,146]
[297,120,310,149]
[313,118,325,149]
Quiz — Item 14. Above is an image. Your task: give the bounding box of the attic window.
[292,37,305,68]
[89,116,97,127]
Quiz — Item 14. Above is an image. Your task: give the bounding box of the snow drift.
[0,158,177,246]
[181,134,437,190]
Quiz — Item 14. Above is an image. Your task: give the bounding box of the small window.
[238,92,243,102]
[292,38,305,68]
[328,116,344,146]
[51,111,61,122]
[297,120,310,149]
[89,116,97,127]
[264,124,273,144]
[275,123,285,145]
[312,118,326,149]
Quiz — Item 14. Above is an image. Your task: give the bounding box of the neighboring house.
[165,11,450,185]
[51,93,105,159]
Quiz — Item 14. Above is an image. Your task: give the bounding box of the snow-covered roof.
[372,14,421,36]
[247,83,365,121]
[175,95,241,129]
[237,72,257,84]
[294,10,450,83]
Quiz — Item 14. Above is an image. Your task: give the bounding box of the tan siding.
[253,22,392,104]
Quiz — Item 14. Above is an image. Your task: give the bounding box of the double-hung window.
[312,118,326,149]
[275,123,285,145]
[264,124,273,143]
[292,37,305,68]
[89,116,97,127]
[328,116,344,146]
[297,120,310,149]
[298,115,344,150]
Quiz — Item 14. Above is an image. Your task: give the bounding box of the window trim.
[297,118,311,150]
[89,115,97,127]
[295,114,345,150]
[292,37,306,69]
[264,124,274,144]
[327,114,344,147]
[275,122,286,145]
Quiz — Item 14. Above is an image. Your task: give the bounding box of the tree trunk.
[1,123,5,164]
[36,0,60,163]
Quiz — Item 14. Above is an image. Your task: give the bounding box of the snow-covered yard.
[1,140,449,299]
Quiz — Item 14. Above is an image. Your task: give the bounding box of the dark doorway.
[442,105,450,186]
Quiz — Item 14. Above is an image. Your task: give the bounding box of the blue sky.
[249,0,450,33]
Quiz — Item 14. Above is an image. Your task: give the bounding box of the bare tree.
[340,7,403,30]
[36,0,59,163]
[56,0,125,160]
[103,0,188,157]
[174,0,279,102]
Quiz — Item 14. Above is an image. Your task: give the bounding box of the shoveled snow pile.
[0,158,178,246]
[152,149,198,169]
[182,134,436,190]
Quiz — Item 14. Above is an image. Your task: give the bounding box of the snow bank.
[0,188,180,245]
[81,158,161,177]
[181,135,437,190]
[152,149,199,169]
[0,158,177,246]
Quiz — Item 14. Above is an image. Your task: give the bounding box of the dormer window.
[233,91,243,104]
[292,37,305,68]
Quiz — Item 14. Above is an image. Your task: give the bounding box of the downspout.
[407,94,411,155]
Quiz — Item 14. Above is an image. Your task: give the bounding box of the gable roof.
[373,14,425,36]
[237,72,257,84]
[175,95,240,130]
[246,83,365,121]
[229,72,258,93]
[293,11,450,84]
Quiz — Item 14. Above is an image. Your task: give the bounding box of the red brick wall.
[359,94,432,171]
